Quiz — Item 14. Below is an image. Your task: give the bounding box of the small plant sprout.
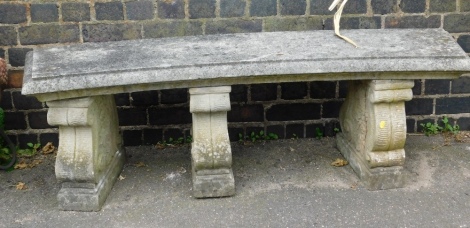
[420,116,459,136]
[420,122,442,136]
[238,131,279,143]
[315,128,324,139]
[155,135,193,149]
[17,143,41,157]
[441,116,459,134]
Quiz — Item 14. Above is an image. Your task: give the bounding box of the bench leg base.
[192,169,235,198]
[190,86,234,198]
[337,133,405,190]
[338,80,413,190]
[47,96,123,211]
[57,148,125,211]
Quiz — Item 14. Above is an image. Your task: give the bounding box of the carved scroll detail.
[337,80,413,190]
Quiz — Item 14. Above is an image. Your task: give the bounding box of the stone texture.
[305,123,323,138]
[444,14,470,33]
[280,0,306,15]
[19,24,80,45]
[228,127,243,142]
[131,90,159,106]
[337,80,413,190]
[143,21,203,38]
[412,79,422,95]
[189,86,235,198]
[251,84,277,101]
[4,112,26,130]
[310,0,334,15]
[457,118,470,131]
[158,0,185,19]
[324,17,381,30]
[47,96,124,211]
[122,130,142,146]
[281,82,307,100]
[425,79,450,95]
[28,111,53,129]
[31,3,58,23]
[324,120,341,136]
[22,29,470,101]
[322,101,343,118]
[0,91,12,110]
[149,107,192,125]
[436,97,470,114]
[205,19,262,34]
[143,129,163,145]
[18,134,38,148]
[267,126,285,139]
[95,2,124,21]
[266,103,321,121]
[228,104,264,122]
[457,35,470,53]
[406,119,415,133]
[385,15,440,28]
[189,0,216,19]
[372,0,398,14]
[311,81,336,98]
[452,76,470,93]
[250,0,276,17]
[230,85,247,103]
[0,27,17,46]
[429,0,456,12]
[339,81,348,98]
[399,0,425,13]
[117,108,147,126]
[114,93,130,106]
[9,48,33,67]
[126,1,154,20]
[0,4,27,24]
[463,1,470,12]
[286,124,304,138]
[12,91,43,110]
[161,88,187,104]
[39,133,59,148]
[343,0,367,14]
[405,98,433,115]
[264,17,323,32]
[221,0,246,18]
[62,3,90,22]
[164,128,185,141]
[82,23,141,42]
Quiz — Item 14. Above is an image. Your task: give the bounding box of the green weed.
[239,131,278,143]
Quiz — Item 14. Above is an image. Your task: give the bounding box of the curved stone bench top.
[23,28,470,101]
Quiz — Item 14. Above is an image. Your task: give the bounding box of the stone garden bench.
[22,28,470,211]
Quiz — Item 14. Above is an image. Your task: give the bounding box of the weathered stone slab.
[23,29,470,101]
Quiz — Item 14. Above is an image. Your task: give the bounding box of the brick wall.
[1,0,470,146]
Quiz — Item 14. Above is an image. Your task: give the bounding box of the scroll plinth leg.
[189,86,235,198]
[47,96,124,211]
[337,80,414,190]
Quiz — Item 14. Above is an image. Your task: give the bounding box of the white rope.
[329,0,358,48]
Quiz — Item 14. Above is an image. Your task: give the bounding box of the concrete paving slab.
[1,135,470,227]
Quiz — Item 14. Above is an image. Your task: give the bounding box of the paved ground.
[1,135,470,227]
